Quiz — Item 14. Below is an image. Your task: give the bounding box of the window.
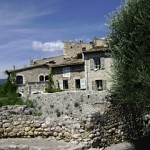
[92,80,106,91]
[16,75,23,84]
[95,80,102,90]
[90,57,105,70]
[94,58,100,69]
[63,80,68,89]
[82,47,86,51]
[63,67,70,77]
[39,75,44,82]
[75,79,80,89]
[45,75,49,81]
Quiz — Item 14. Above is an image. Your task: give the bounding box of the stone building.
[83,48,112,91]
[9,38,112,96]
[52,59,85,91]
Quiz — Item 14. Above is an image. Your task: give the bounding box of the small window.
[75,79,80,89]
[63,80,68,89]
[39,75,44,82]
[45,75,49,81]
[16,75,23,84]
[63,67,70,77]
[82,47,86,51]
[94,58,100,69]
[95,80,102,90]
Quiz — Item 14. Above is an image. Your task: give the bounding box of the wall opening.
[16,75,23,84]
[75,79,80,89]
[39,75,44,82]
[63,80,68,89]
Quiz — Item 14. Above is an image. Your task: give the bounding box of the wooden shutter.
[90,59,94,70]
[100,57,105,69]
[59,80,63,90]
[92,81,96,91]
[80,78,86,89]
[102,80,107,90]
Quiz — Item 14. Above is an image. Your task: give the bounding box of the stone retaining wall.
[0,93,149,149]
[28,91,110,117]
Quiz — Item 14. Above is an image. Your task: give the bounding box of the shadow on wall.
[132,133,150,150]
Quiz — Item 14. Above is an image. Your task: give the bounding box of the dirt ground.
[0,138,84,150]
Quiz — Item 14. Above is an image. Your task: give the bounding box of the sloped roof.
[32,55,64,66]
[9,64,49,73]
[51,58,84,68]
[83,47,109,53]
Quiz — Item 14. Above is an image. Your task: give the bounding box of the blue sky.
[0,0,124,78]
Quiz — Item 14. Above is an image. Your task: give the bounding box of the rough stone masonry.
[0,91,149,149]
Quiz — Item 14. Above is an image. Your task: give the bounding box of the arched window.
[39,75,44,82]
[45,75,49,81]
[16,75,23,84]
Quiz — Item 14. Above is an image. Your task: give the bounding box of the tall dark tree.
[107,0,150,107]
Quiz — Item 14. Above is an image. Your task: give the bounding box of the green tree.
[45,72,62,93]
[107,0,150,107]
[45,72,55,93]
[0,70,25,106]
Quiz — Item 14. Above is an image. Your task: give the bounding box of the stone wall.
[18,82,48,97]
[63,41,92,59]
[28,91,110,117]
[0,92,148,149]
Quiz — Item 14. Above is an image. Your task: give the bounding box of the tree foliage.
[107,0,150,107]
[0,70,25,106]
[45,72,62,93]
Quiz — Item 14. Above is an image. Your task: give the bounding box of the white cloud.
[32,40,64,52]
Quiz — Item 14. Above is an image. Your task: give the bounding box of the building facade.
[9,38,112,96]
[83,49,112,91]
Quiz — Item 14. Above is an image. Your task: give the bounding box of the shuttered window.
[95,80,102,90]
[92,80,107,91]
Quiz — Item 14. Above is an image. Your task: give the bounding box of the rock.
[85,122,94,130]
[0,128,4,133]
[28,131,34,136]
[72,134,80,139]
[55,126,62,133]
[104,142,135,150]
[53,132,58,137]
[33,122,41,128]
[25,127,31,132]
[41,123,47,128]
[3,123,11,128]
